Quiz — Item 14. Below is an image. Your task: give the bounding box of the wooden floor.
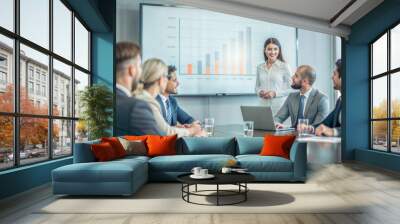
[1,162,400,224]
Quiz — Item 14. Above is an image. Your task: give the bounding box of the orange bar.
[187,64,193,75]
[239,48,244,74]
[215,60,219,74]
[240,61,245,74]
[205,66,210,75]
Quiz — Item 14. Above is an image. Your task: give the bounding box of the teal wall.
[92,33,114,86]
[91,0,116,136]
[345,0,400,170]
[0,0,116,200]
[0,158,72,199]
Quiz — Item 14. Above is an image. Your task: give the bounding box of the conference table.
[213,124,342,164]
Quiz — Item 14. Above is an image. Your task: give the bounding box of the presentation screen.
[141,5,297,95]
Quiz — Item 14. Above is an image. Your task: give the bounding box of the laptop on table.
[240,106,294,131]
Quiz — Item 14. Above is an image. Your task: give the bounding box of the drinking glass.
[297,118,310,137]
[204,118,215,137]
[243,121,254,137]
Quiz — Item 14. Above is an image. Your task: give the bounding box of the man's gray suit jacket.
[115,88,166,136]
[274,88,329,127]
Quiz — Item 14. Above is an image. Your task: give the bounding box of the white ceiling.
[117,0,384,37]
[224,0,352,23]
[222,0,384,26]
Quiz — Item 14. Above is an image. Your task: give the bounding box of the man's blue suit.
[156,95,195,126]
[315,97,342,136]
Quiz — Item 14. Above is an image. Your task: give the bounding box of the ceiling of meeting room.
[166,0,383,38]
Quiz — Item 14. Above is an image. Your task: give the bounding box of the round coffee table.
[177,173,255,206]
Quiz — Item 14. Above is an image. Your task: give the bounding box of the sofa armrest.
[73,140,100,163]
[289,141,307,181]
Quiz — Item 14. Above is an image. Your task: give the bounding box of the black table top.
[177,172,255,185]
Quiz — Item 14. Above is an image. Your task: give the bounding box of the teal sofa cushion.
[236,137,263,155]
[73,140,100,163]
[52,157,148,195]
[236,155,293,172]
[149,154,235,172]
[177,137,236,155]
[53,158,147,183]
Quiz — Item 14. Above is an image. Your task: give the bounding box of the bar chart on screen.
[141,5,296,95]
[179,19,253,76]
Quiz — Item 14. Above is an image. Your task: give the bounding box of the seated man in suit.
[115,42,165,136]
[156,65,199,127]
[315,59,342,137]
[275,65,329,128]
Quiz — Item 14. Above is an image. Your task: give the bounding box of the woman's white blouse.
[255,60,292,113]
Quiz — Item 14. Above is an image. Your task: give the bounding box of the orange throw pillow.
[146,135,177,157]
[259,135,296,159]
[101,137,126,158]
[91,142,117,161]
[124,135,148,142]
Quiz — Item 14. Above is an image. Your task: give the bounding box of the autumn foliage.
[0,84,59,150]
[372,99,400,141]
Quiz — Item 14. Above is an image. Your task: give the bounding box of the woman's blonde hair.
[134,58,167,94]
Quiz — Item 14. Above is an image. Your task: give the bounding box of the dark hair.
[167,65,177,78]
[335,59,342,78]
[263,38,285,62]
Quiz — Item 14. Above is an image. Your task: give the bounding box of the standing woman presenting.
[255,38,292,113]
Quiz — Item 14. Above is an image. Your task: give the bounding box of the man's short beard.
[291,83,301,89]
[168,89,177,94]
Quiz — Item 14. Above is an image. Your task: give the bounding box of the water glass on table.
[204,118,215,137]
[243,121,254,137]
[297,118,314,137]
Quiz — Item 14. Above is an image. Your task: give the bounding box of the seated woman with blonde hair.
[134,58,204,137]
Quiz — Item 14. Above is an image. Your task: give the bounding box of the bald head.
[291,65,316,91]
[297,65,316,86]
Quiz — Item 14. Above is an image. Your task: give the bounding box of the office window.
[53,59,72,116]
[0,0,14,31]
[74,69,89,118]
[19,117,49,165]
[370,22,400,154]
[0,35,14,113]
[372,34,387,77]
[53,119,72,158]
[20,0,49,49]
[75,17,89,70]
[0,116,13,170]
[391,24,400,70]
[53,0,72,60]
[0,1,91,170]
